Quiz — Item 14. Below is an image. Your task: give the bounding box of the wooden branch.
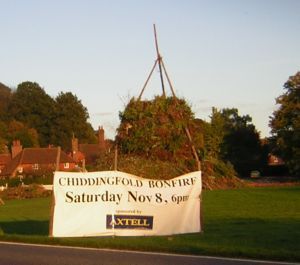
[161,59,177,98]
[138,60,158,101]
[153,24,166,97]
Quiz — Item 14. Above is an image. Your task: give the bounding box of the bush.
[8,177,22,187]
[95,152,184,180]
[117,96,196,162]
[0,184,52,200]
[22,174,53,185]
[112,95,242,188]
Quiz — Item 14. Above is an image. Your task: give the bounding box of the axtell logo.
[106,215,153,230]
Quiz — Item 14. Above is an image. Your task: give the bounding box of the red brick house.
[268,154,285,166]
[0,140,76,178]
[72,126,111,166]
[0,153,11,175]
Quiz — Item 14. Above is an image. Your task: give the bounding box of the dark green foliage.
[270,71,300,175]
[0,120,39,152]
[0,82,12,121]
[0,121,9,153]
[202,108,225,159]
[0,175,52,188]
[222,127,266,177]
[8,82,57,146]
[208,108,267,177]
[0,84,11,151]
[0,81,96,152]
[53,92,97,151]
[7,120,39,148]
[115,96,241,179]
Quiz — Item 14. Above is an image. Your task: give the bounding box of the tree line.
[205,71,299,176]
[0,81,97,152]
[116,71,299,177]
[1,71,299,177]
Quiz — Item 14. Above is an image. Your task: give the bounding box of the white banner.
[51,171,202,237]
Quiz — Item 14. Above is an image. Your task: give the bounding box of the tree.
[7,120,39,148]
[0,82,12,121]
[8,81,56,146]
[0,121,9,153]
[54,92,97,151]
[209,108,266,177]
[270,71,300,175]
[203,107,226,159]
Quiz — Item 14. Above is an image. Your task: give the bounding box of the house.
[264,153,288,176]
[0,153,11,175]
[268,154,285,166]
[0,140,76,178]
[72,126,111,166]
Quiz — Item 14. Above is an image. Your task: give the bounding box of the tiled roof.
[0,152,22,176]
[0,154,11,165]
[79,144,102,155]
[72,150,85,163]
[79,144,104,163]
[0,147,75,177]
[20,148,74,164]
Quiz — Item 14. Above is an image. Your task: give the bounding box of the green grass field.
[0,186,299,262]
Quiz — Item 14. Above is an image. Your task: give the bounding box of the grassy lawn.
[0,186,299,262]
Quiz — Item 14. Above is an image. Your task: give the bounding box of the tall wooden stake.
[114,144,118,171]
[49,146,61,237]
[153,24,166,98]
[137,25,202,171]
[138,60,158,101]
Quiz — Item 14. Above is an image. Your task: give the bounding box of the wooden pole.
[114,144,118,171]
[184,127,201,171]
[138,60,158,101]
[155,32,201,171]
[161,59,177,98]
[49,146,61,237]
[200,193,203,232]
[55,146,61,171]
[153,24,166,98]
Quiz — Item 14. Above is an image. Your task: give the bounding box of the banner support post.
[48,146,61,237]
[114,145,118,171]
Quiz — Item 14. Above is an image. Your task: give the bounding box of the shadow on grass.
[0,220,49,235]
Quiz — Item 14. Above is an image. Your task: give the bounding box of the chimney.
[98,126,105,149]
[72,134,78,153]
[12,140,22,158]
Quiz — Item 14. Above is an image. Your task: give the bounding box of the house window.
[64,163,69,169]
[32,164,39,170]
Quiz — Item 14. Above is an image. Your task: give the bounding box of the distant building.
[0,153,11,175]
[264,153,288,176]
[268,154,285,166]
[0,126,111,178]
[71,126,111,166]
[0,140,76,178]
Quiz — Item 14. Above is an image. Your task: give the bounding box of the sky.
[1,0,299,139]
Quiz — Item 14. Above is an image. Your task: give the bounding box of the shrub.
[0,184,51,200]
[117,96,196,162]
